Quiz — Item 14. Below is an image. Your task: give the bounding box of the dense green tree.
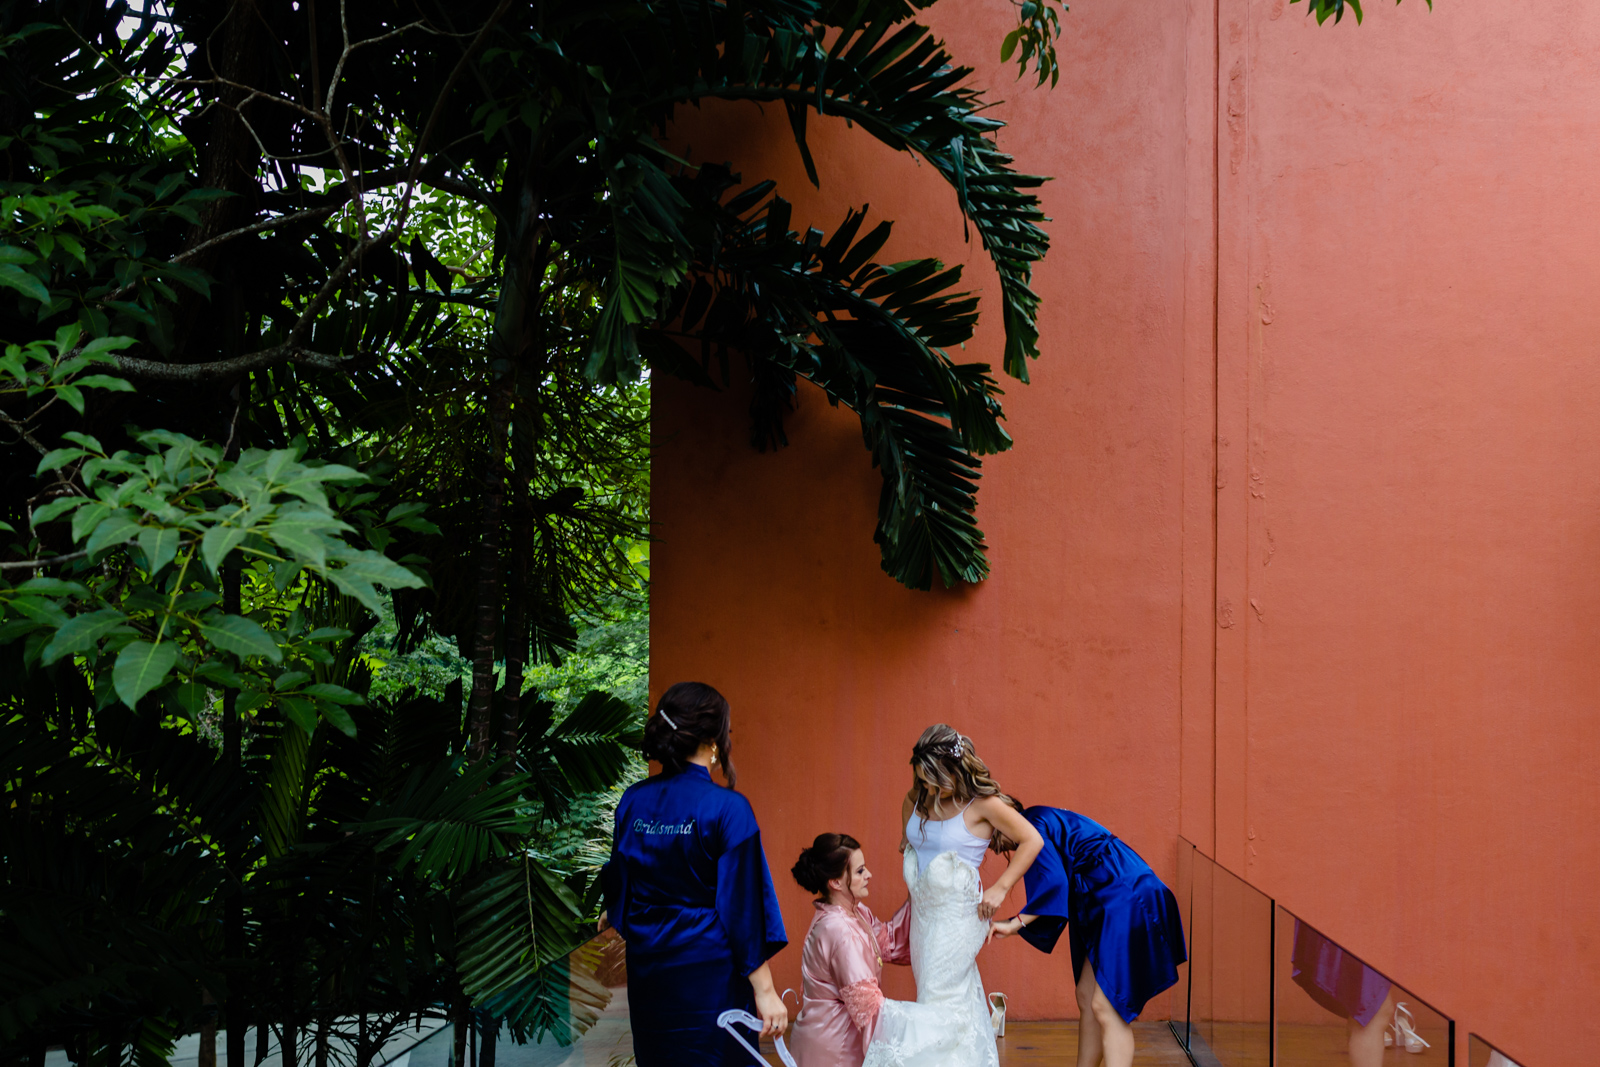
[0,0,1051,1063]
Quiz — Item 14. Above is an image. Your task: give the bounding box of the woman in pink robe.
[787,834,912,1067]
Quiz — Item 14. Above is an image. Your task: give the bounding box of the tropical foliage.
[0,0,1051,1064]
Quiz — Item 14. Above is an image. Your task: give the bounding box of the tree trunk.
[173,0,264,366]
[222,565,246,1067]
[493,475,530,778]
[450,1010,468,1067]
[464,372,511,764]
[199,988,217,1067]
[478,1016,498,1067]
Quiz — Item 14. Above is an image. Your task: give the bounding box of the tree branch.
[0,550,90,572]
[0,408,49,457]
[396,0,514,229]
[116,232,391,381]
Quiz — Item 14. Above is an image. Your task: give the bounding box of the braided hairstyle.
[908,723,1011,829]
[791,833,862,900]
[641,681,737,787]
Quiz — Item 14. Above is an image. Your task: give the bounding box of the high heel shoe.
[1388,1003,1431,1054]
[989,992,1008,1038]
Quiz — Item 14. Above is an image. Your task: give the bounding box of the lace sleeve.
[839,978,885,1041]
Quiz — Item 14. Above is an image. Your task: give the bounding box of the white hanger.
[717,1009,798,1067]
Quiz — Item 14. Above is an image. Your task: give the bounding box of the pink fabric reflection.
[788,898,912,1067]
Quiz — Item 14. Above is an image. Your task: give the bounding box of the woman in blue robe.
[989,802,1186,1067]
[601,682,788,1065]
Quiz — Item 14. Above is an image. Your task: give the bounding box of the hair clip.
[658,709,678,730]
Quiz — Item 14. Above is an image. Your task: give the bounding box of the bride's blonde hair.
[909,724,1009,826]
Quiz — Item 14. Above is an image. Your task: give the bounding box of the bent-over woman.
[601,682,788,1066]
[989,802,1186,1067]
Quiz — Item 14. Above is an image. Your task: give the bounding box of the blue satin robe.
[1018,807,1187,1023]
[601,764,787,1065]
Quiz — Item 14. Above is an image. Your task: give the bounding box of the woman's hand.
[748,962,788,1037]
[988,917,1025,942]
[596,910,610,933]
[977,883,1008,921]
[754,985,789,1037]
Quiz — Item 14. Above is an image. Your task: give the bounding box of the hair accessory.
[658,709,678,730]
[912,737,965,762]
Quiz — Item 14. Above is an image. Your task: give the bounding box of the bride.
[863,725,1043,1067]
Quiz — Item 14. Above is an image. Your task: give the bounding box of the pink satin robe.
[788,899,912,1067]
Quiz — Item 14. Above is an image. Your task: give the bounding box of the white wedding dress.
[861,846,999,1067]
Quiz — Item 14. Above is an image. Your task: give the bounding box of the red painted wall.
[651,2,1600,1063]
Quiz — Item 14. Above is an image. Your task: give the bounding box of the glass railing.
[1170,837,1273,1066]
[1274,907,1452,1066]
[1467,1033,1526,1067]
[1171,838,1458,1067]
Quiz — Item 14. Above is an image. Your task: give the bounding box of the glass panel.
[1170,838,1197,1052]
[1468,1033,1526,1067]
[401,928,632,1067]
[1200,859,1273,1067]
[1274,907,1454,1067]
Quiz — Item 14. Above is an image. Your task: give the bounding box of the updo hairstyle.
[642,681,737,787]
[791,833,862,899]
[909,723,1011,827]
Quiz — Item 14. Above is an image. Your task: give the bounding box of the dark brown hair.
[642,681,737,787]
[791,833,862,898]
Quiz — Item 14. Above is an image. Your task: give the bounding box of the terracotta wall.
[651,1,1600,1063]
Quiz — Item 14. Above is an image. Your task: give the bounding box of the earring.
[712,745,720,765]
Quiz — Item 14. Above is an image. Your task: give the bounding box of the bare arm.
[973,796,1044,920]
[748,961,788,1036]
[899,791,914,853]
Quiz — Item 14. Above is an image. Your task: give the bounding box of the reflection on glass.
[1274,907,1452,1066]
[1180,843,1272,1067]
[402,929,633,1067]
[1169,839,1196,1052]
[1468,1033,1525,1067]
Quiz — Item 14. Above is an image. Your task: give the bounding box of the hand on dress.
[977,884,1007,921]
[988,917,1024,943]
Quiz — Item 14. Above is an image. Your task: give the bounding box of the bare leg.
[1081,960,1136,1067]
[1347,989,1397,1067]
[1075,962,1105,1067]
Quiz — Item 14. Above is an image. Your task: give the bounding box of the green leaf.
[201,524,249,574]
[273,670,311,691]
[113,640,177,709]
[55,384,84,414]
[0,245,38,265]
[35,448,85,474]
[85,510,142,556]
[41,607,130,665]
[302,682,364,705]
[317,700,358,737]
[75,374,135,393]
[327,550,425,613]
[136,526,181,574]
[200,614,283,663]
[170,678,210,719]
[70,501,112,542]
[14,577,87,597]
[0,263,49,303]
[30,496,87,525]
[278,695,320,735]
